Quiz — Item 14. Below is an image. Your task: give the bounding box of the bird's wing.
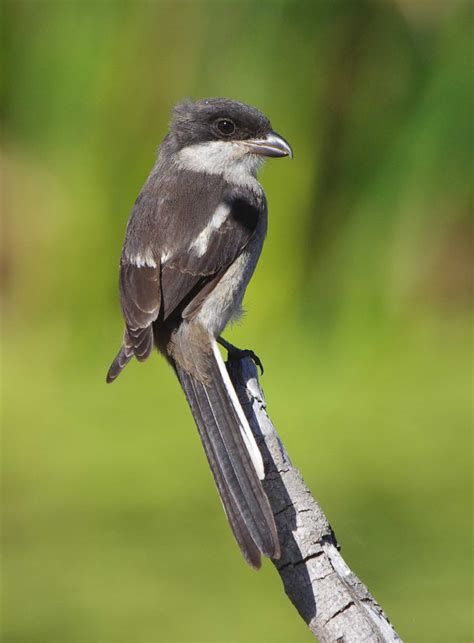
[160,191,263,320]
[118,173,263,359]
[118,262,161,360]
[106,257,160,383]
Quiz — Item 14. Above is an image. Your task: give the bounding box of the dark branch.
[227,355,402,642]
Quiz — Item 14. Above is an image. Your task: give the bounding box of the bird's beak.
[242,131,293,159]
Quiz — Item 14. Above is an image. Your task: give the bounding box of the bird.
[106,98,292,568]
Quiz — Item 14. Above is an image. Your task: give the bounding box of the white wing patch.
[161,249,172,263]
[128,248,157,268]
[189,203,230,257]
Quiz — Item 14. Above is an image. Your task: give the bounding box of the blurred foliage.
[1,1,472,641]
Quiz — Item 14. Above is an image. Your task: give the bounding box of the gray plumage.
[107,98,292,567]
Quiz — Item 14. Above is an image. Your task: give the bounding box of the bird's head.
[164,98,292,179]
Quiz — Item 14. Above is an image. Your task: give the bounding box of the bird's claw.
[218,338,264,375]
[239,349,264,375]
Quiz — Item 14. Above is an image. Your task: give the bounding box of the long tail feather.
[174,341,280,566]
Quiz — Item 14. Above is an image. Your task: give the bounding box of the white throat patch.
[176,140,264,191]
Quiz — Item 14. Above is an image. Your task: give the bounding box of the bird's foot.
[217,337,264,375]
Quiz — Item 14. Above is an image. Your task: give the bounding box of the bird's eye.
[217,119,235,136]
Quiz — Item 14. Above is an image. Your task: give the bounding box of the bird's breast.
[195,214,267,338]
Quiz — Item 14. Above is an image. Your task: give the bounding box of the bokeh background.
[2,0,472,641]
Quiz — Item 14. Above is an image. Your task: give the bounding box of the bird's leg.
[217,336,264,375]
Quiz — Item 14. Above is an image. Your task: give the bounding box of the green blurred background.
[1,0,472,641]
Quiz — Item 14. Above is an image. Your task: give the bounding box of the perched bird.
[107,98,292,568]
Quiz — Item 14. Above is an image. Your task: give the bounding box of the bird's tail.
[174,340,280,568]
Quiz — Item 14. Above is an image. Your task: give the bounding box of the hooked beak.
[242,131,293,159]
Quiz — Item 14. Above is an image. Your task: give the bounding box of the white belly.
[196,225,265,338]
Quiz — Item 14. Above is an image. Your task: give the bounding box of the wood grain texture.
[227,355,402,642]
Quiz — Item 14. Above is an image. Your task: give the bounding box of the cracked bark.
[226,355,402,643]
